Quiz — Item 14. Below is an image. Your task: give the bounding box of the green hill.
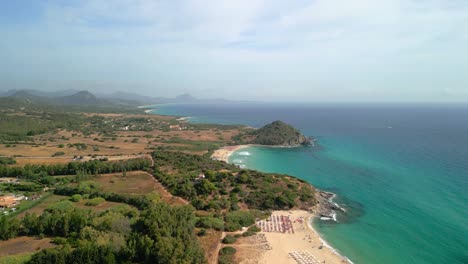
[235,120,311,146]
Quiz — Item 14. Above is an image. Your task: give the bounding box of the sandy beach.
[212,146,351,264]
[211,145,250,163]
[235,210,350,264]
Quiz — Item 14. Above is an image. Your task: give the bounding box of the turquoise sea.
[151,102,468,264]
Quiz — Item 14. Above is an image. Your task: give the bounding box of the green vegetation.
[247,225,261,232]
[220,246,236,255]
[241,230,257,237]
[234,120,311,146]
[0,157,16,165]
[159,137,223,152]
[1,194,205,264]
[153,150,317,213]
[0,111,85,141]
[85,197,105,206]
[0,252,33,264]
[51,152,65,157]
[70,194,82,202]
[0,182,42,193]
[0,158,151,178]
[196,217,225,231]
[221,235,237,244]
[218,246,237,264]
[224,211,257,232]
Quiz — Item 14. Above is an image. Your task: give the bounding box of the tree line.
[0,158,151,178]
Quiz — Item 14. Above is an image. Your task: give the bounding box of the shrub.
[52,237,68,245]
[222,235,237,244]
[52,151,65,157]
[196,217,224,231]
[219,246,236,256]
[248,225,261,233]
[70,194,82,202]
[197,229,207,236]
[224,211,256,231]
[0,157,16,165]
[47,200,75,212]
[85,197,105,206]
[242,231,255,237]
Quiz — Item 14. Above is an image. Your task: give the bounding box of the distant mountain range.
[0,89,230,107]
[4,90,102,106]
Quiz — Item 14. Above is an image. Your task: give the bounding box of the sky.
[1,0,467,102]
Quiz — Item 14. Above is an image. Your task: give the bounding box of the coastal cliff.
[235,120,312,146]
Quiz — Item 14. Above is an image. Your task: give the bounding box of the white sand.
[211,145,250,163]
[252,210,350,264]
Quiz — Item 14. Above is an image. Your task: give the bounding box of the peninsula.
[212,120,312,163]
[235,120,312,146]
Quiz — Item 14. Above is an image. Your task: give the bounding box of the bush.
[248,225,261,232]
[197,229,207,236]
[52,151,65,157]
[224,211,256,231]
[52,237,68,245]
[47,200,75,212]
[70,194,82,202]
[85,197,105,206]
[0,157,16,165]
[222,235,237,244]
[219,246,236,256]
[196,217,224,231]
[242,231,255,237]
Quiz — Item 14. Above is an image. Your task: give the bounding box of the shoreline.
[252,210,351,264]
[212,145,352,264]
[210,145,251,163]
[210,143,311,163]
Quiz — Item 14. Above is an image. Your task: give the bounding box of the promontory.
[234,120,312,146]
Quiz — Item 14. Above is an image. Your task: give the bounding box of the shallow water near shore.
[152,102,468,264]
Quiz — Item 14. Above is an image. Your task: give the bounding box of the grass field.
[16,194,68,218]
[93,171,188,205]
[0,237,55,257]
[93,171,157,196]
[16,194,137,219]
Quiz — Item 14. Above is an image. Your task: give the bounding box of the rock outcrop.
[316,191,345,220]
[249,120,312,146]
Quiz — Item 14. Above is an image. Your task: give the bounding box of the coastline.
[210,145,251,163]
[212,144,352,264]
[210,143,312,163]
[252,210,351,264]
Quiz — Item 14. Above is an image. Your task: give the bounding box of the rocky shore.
[316,191,345,221]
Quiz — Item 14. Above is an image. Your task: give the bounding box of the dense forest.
[1,201,206,264]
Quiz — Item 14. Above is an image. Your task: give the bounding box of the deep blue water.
[150,102,468,264]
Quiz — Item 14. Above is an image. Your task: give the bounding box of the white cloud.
[1,0,467,101]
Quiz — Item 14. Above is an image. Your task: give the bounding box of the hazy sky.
[1,0,467,102]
